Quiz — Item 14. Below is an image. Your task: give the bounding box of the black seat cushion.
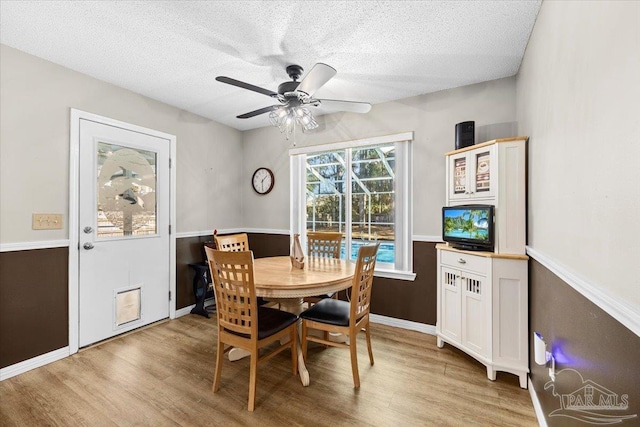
[300,298,350,327]
[226,306,298,340]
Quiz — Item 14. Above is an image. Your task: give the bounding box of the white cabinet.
[436,245,529,388]
[439,137,529,388]
[445,137,527,255]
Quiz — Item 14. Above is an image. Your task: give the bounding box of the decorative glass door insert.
[96,142,157,238]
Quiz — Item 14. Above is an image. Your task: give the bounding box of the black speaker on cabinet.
[455,121,475,150]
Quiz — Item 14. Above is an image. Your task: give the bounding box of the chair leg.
[212,340,224,392]
[349,332,360,388]
[301,321,308,362]
[248,349,258,412]
[291,326,298,375]
[365,323,374,366]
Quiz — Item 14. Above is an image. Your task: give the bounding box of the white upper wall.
[241,77,518,237]
[0,44,244,243]
[517,1,640,307]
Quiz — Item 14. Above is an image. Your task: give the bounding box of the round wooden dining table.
[228,255,355,386]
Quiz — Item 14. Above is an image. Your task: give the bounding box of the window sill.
[374,268,416,281]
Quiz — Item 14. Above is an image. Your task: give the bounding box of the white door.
[79,119,170,348]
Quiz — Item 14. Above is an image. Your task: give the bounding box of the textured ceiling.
[0,1,541,131]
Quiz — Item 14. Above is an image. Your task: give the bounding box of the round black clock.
[251,167,275,195]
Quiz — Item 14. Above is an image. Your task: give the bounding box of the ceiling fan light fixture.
[218,63,369,140]
[269,106,318,140]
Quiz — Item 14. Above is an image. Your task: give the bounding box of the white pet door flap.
[115,286,142,328]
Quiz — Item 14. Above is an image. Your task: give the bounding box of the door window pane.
[97,142,157,238]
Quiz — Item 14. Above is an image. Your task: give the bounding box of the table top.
[253,256,355,299]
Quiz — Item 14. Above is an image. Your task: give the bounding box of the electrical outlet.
[32,214,63,230]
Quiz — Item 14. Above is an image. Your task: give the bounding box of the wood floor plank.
[0,316,537,426]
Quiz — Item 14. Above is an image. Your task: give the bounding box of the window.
[291,132,415,280]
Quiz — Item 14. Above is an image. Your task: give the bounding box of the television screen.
[442,205,494,251]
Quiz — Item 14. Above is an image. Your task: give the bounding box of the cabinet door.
[447,146,496,201]
[461,271,489,357]
[469,147,495,199]
[448,152,469,201]
[439,267,461,341]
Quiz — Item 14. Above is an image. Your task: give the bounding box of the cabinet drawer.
[440,250,488,273]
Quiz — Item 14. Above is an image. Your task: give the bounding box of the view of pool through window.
[306,143,396,264]
[341,241,395,264]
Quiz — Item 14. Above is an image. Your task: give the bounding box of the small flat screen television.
[442,204,494,251]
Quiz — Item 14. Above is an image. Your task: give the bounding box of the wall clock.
[251,167,275,195]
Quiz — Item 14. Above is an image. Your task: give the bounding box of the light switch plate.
[32,214,63,230]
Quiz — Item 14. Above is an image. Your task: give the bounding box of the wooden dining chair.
[303,232,343,306]
[214,232,275,307]
[205,247,298,411]
[300,243,380,388]
[214,233,249,252]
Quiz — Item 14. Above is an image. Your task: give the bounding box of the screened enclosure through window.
[291,132,413,276]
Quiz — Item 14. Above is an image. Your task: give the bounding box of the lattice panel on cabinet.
[444,271,457,287]
[466,277,481,295]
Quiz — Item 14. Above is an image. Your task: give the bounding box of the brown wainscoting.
[529,259,640,425]
[369,241,437,325]
[175,233,291,310]
[175,235,213,309]
[0,247,69,369]
[246,233,290,258]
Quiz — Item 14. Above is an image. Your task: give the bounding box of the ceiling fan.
[216,63,371,137]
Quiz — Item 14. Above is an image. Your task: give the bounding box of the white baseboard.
[176,306,434,336]
[0,347,69,381]
[0,315,431,381]
[369,314,436,335]
[528,376,548,427]
[175,304,196,318]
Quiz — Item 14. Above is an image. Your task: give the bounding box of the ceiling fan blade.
[296,63,337,96]
[237,105,280,119]
[316,99,372,114]
[216,76,278,97]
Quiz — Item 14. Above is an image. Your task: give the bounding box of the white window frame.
[290,132,416,281]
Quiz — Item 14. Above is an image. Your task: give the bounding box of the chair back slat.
[307,232,342,259]
[205,248,257,337]
[350,244,379,321]
[215,233,250,252]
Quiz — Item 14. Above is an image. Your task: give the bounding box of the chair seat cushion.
[299,298,350,327]
[226,306,298,340]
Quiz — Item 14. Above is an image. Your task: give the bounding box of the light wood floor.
[0,315,537,426]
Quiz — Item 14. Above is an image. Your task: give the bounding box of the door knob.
[83,243,95,250]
